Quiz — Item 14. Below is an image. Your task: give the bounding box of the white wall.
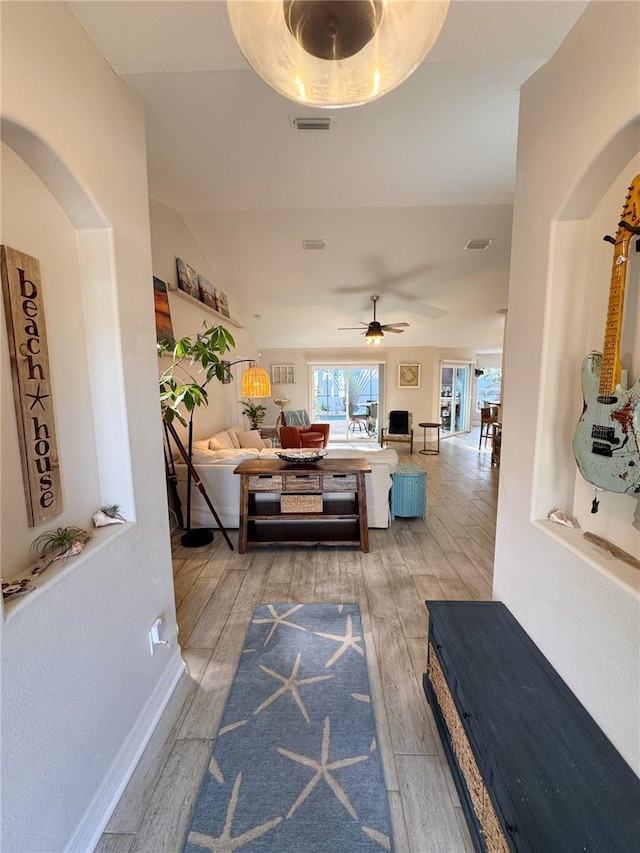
[1,4,181,850]
[494,1,640,771]
[149,198,261,442]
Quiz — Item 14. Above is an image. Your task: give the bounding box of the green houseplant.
[158,322,236,426]
[31,525,92,575]
[240,400,267,430]
[158,321,236,549]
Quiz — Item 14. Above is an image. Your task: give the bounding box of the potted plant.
[240,400,267,430]
[158,322,236,426]
[158,321,236,549]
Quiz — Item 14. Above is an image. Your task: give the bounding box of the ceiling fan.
[338,295,409,345]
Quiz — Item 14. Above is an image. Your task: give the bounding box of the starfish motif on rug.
[254,652,333,723]
[277,716,369,819]
[252,604,307,646]
[187,772,282,852]
[314,614,364,668]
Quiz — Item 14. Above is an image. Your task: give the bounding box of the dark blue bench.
[423,600,640,852]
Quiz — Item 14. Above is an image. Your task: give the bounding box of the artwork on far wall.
[153,276,175,345]
[215,288,230,317]
[176,258,199,298]
[398,363,420,389]
[198,275,218,311]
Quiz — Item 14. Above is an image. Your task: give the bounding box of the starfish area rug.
[183,603,394,852]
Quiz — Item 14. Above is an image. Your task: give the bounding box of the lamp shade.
[227,0,450,109]
[241,365,272,398]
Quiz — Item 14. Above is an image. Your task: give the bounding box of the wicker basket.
[281,494,322,513]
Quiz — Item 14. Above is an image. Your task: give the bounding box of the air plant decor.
[31,525,92,576]
[92,503,126,527]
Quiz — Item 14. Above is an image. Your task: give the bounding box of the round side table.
[418,422,441,454]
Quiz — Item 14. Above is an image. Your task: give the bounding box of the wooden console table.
[234,458,371,554]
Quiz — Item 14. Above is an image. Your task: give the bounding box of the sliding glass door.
[440,362,471,436]
[311,365,381,441]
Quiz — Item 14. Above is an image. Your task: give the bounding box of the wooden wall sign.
[1,246,62,526]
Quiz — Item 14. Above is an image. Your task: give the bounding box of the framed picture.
[176,258,199,298]
[153,276,175,345]
[198,275,218,311]
[215,288,230,317]
[398,363,420,389]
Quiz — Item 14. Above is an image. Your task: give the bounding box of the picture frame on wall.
[198,275,218,311]
[176,258,199,298]
[215,288,230,317]
[398,363,420,389]
[153,276,175,346]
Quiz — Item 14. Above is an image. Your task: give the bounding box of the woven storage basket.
[281,494,322,513]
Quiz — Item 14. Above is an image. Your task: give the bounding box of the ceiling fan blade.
[338,325,369,330]
[380,322,409,330]
[383,327,406,333]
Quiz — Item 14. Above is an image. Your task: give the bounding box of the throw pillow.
[237,430,266,449]
[209,430,234,450]
[226,429,241,449]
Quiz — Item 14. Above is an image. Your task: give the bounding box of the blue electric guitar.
[573,175,640,494]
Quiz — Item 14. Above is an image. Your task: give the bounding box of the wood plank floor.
[97,429,498,853]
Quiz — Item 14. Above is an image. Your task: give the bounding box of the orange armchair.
[280,424,330,449]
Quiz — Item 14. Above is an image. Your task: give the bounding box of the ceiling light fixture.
[365,325,384,345]
[227,0,450,109]
[241,364,272,398]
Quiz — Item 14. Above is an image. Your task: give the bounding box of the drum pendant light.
[227,0,450,109]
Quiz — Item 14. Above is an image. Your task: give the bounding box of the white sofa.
[173,438,399,531]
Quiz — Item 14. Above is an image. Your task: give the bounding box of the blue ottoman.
[390,462,427,520]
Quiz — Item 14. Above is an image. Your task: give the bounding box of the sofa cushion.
[209,430,234,450]
[191,447,259,464]
[238,429,267,450]
[226,424,245,448]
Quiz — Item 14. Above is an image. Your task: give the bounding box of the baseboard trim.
[65,648,186,853]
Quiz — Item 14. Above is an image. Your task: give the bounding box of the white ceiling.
[68,0,589,351]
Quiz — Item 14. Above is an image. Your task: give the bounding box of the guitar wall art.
[573,174,640,496]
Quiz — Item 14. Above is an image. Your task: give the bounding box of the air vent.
[302,239,326,250]
[465,239,492,250]
[290,116,336,131]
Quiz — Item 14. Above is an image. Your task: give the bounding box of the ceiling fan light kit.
[339,294,408,343]
[227,0,450,108]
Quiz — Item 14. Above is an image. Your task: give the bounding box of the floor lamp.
[180,359,271,548]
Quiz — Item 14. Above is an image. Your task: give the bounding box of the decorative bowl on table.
[276,449,327,465]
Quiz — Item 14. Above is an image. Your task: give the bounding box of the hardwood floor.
[97,429,498,853]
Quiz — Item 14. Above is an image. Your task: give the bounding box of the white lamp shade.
[228,0,450,109]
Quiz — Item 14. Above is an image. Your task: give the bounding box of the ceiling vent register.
[290,116,335,131]
[465,239,492,250]
[302,239,327,250]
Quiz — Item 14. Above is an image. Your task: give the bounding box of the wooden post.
[1,246,62,526]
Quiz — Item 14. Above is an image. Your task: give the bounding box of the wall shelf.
[170,287,243,328]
